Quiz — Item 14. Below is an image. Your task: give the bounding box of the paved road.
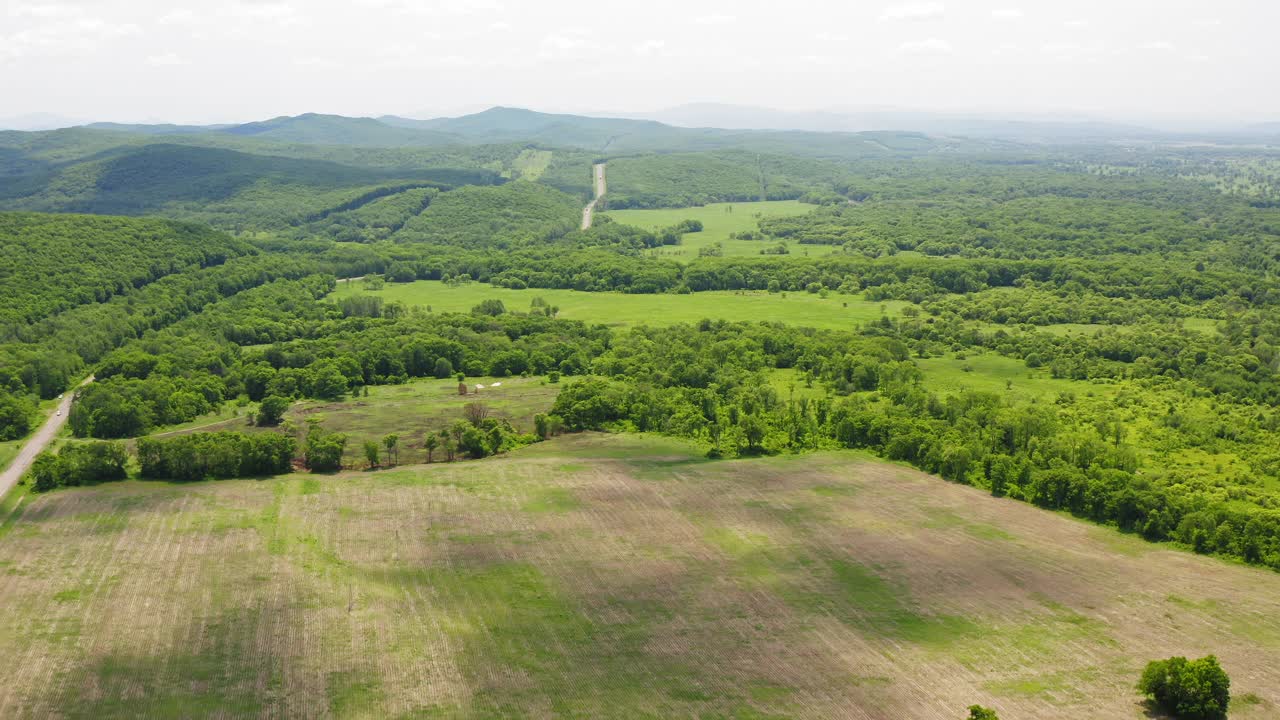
[581,163,607,230]
[0,376,92,500]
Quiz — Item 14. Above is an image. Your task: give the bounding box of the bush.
[433,357,454,379]
[304,425,347,473]
[26,442,129,492]
[471,299,506,316]
[257,395,289,426]
[1138,655,1230,720]
[967,706,999,720]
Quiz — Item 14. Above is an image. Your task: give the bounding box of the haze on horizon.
[3,0,1276,128]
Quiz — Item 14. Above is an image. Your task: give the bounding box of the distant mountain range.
[0,108,956,159]
[3,105,1277,149]
[617,103,1165,141]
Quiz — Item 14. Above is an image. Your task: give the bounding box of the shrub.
[303,425,347,473]
[257,395,289,426]
[471,298,506,316]
[433,357,454,379]
[1138,655,1230,720]
[967,706,999,720]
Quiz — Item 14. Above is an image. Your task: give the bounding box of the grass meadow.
[330,279,910,331]
[0,433,1276,718]
[159,376,559,467]
[602,201,838,261]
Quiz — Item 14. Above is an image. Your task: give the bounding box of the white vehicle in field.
[56,410,61,417]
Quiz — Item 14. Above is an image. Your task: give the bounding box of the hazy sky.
[3,0,1276,124]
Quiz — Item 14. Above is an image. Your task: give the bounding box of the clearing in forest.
[330,279,909,330]
[0,433,1276,718]
[604,200,836,260]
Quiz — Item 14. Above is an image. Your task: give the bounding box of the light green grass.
[603,201,836,261]
[510,149,553,181]
[916,351,1115,401]
[331,279,910,330]
[156,375,559,467]
[980,317,1221,338]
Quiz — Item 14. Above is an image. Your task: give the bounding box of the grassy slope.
[604,200,840,262]
[0,433,1276,718]
[158,376,559,466]
[330,279,910,330]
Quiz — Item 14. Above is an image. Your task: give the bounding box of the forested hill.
[0,212,251,331]
[0,144,500,230]
[17,108,972,157]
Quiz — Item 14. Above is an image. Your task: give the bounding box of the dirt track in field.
[0,434,1276,718]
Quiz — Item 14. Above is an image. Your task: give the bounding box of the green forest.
[2,105,1280,718]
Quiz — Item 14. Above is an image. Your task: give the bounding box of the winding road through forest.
[581,162,606,229]
[0,377,92,500]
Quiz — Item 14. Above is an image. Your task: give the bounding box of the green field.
[917,351,1116,401]
[603,201,837,261]
[0,433,1276,718]
[331,279,910,330]
[159,376,559,467]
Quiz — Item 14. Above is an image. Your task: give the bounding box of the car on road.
[56,410,61,417]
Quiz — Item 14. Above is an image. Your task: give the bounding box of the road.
[581,162,606,230]
[0,376,92,500]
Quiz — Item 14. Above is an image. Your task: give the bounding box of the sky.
[2,0,1277,126]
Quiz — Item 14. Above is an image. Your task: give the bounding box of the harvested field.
[0,433,1276,718]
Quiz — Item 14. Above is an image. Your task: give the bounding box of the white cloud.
[693,14,736,25]
[1064,19,1088,28]
[4,15,141,60]
[1041,42,1102,61]
[227,2,298,23]
[294,56,339,68]
[146,52,186,66]
[899,37,952,54]
[489,21,512,32]
[880,2,945,22]
[1137,41,1175,51]
[991,8,1023,20]
[1188,53,1211,62]
[537,30,600,60]
[633,39,666,56]
[158,9,197,25]
[7,3,77,20]
[798,54,837,66]
[352,0,502,17]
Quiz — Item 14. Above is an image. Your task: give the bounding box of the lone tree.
[966,706,999,720]
[1138,655,1230,720]
[363,440,380,469]
[424,434,438,463]
[304,425,346,473]
[433,357,453,379]
[256,395,289,426]
[382,433,399,466]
